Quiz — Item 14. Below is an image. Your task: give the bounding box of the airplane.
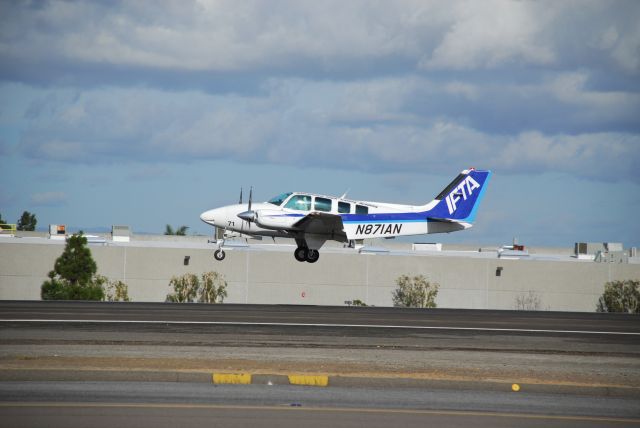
[200,168,491,263]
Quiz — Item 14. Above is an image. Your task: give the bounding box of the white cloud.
[13,75,640,182]
[611,24,640,73]
[31,191,67,207]
[443,81,480,101]
[421,0,556,70]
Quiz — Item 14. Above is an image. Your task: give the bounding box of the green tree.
[41,233,104,300]
[0,213,8,233]
[166,273,200,303]
[392,274,439,308]
[17,211,37,231]
[165,225,189,236]
[199,271,228,303]
[53,233,97,285]
[96,275,131,302]
[597,280,640,313]
[166,271,228,303]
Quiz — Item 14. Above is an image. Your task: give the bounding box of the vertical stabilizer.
[427,169,491,223]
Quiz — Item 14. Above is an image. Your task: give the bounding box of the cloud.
[13,81,639,182]
[126,165,172,181]
[2,1,640,184]
[30,191,67,207]
[420,0,556,70]
[1,0,638,89]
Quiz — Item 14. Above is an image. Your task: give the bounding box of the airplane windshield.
[268,192,293,206]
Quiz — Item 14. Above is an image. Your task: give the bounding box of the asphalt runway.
[2,300,639,334]
[1,301,639,427]
[1,382,639,428]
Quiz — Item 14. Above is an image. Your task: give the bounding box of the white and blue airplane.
[200,168,491,263]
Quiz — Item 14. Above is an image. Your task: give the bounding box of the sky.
[1,0,639,248]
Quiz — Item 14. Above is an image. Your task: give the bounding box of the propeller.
[239,188,243,205]
[237,186,256,223]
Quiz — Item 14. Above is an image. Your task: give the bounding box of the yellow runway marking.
[288,375,329,387]
[212,373,252,384]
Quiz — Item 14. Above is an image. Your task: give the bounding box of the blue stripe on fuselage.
[341,212,430,224]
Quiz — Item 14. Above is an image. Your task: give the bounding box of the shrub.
[596,280,640,313]
[514,291,542,311]
[41,272,104,301]
[392,274,439,308]
[166,272,227,303]
[199,271,228,303]
[166,273,200,303]
[95,275,131,302]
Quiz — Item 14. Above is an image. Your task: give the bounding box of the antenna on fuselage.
[340,189,350,199]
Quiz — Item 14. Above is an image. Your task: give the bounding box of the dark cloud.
[2,1,638,85]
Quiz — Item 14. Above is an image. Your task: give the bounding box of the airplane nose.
[200,210,215,225]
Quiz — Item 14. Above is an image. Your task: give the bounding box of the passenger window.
[356,205,369,215]
[338,201,351,213]
[314,197,332,212]
[284,195,311,211]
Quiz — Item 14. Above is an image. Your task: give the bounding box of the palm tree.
[165,225,189,236]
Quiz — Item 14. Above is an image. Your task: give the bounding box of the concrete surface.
[1,235,639,311]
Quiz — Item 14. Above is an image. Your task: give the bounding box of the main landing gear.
[294,247,320,263]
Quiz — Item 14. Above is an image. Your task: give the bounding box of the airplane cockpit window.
[284,194,312,211]
[268,192,293,206]
[338,201,351,214]
[355,204,369,215]
[314,197,332,212]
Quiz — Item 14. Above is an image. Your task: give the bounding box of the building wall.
[1,239,638,312]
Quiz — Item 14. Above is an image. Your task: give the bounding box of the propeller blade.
[239,187,243,205]
[248,186,253,212]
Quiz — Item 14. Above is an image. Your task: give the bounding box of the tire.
[214,249,226,261]
[306,249,320,263]
[294,247,308,262]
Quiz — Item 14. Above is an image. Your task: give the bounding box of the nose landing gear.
[214,249,226,261]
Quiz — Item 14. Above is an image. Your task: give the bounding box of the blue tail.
[427,169,491,223]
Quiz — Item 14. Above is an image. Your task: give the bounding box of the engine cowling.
[254,209,301,230]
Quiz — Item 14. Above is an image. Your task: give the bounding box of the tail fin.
[427,169,491,223]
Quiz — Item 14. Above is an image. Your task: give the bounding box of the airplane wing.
[293,212,347,240]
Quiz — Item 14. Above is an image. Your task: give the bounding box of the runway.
[2,301,639,427]
[2,301,639,335]
[1,382,639,428]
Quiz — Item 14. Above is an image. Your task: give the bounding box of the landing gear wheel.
[306,249,320,263]
[294,247,308,262]
[214,249,226,261]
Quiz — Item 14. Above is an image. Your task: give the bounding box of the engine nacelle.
[255,209,301,230]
